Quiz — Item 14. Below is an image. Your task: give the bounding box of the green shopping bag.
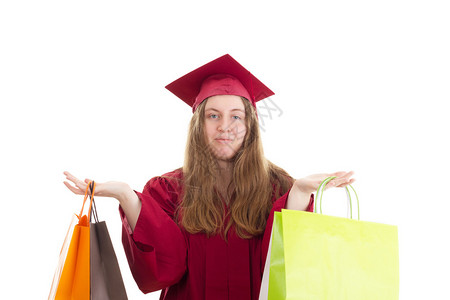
[263,177,399,299]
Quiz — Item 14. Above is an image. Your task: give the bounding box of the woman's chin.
[211,148,236,161]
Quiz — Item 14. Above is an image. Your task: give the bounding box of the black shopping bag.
[90,187,128,300]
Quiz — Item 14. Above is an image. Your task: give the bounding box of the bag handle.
[89,182,100,223]
[76,181,97,224]
[314,176,360,220]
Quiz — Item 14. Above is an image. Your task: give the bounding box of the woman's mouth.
[215,138,233,143]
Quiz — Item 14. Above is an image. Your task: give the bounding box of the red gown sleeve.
[260,189,314,271]
[119,176,187,294]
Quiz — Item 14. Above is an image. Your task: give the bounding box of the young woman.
[64,54,354,300]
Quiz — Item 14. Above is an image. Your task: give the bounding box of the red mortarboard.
[165,54,275,112]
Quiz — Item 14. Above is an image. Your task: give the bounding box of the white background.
[1,1,449,299]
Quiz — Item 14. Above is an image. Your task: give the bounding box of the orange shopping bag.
[49,182,96,300]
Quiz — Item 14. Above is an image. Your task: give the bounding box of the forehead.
[204,95,245,111]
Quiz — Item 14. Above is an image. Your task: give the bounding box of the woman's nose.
[218,119,232,132]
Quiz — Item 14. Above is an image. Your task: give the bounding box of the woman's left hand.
[287,171,355,210]
[294,171,355,194]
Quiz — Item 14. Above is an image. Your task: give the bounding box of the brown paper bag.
[90,199,128,300]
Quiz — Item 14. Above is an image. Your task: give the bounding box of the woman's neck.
[216,159,233,199]
[217,159,233,173]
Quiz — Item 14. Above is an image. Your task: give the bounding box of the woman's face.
[204,95,247,161]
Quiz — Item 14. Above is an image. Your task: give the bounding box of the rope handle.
[89,182,99,223]
[76,181,97,224]
[314,176,360,220]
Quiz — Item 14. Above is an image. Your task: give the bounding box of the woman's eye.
[232,115,242,120]
[209,114,219,119]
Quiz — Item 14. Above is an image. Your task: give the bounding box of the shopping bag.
[90,199,128,300]
[49,182,94,300]
[49,182,128,300]
[261,177,399,300]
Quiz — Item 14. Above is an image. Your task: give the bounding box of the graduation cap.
[165,54,275,112]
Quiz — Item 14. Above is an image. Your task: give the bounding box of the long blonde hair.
[179,97,293,239]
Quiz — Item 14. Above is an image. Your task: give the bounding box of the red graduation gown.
[120,169,314,300]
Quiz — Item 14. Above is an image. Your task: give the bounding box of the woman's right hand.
[64,171,141,230]
[63,171,131,202]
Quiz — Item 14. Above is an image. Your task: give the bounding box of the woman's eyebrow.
[205,108,245,113]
